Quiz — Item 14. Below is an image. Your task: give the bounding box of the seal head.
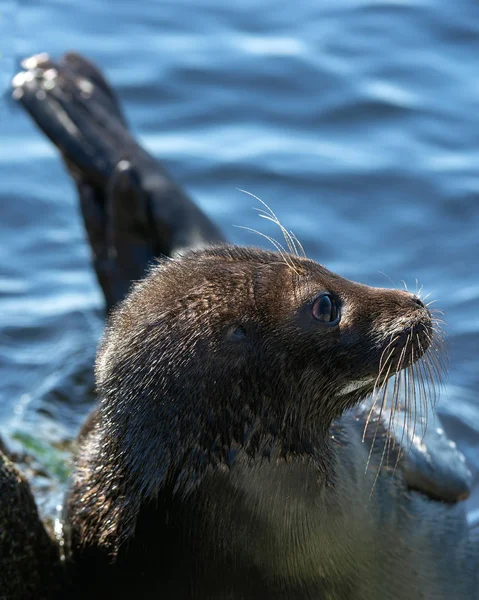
[71,245,433,552]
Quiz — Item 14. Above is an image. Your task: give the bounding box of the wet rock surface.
[0,444,62,599]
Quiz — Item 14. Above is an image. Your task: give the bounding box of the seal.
[13,52,478,600]
[64,246,477,599]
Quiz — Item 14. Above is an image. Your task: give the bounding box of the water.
[0,0,478,522]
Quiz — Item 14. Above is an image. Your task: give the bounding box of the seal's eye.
[228,325,247,341]
[312,294,340,324]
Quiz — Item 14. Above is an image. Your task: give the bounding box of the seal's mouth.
[385,320,432,372]
[336,306,446,469]
[336,317,439,409]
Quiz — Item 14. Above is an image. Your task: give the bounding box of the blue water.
[0,0,478,521]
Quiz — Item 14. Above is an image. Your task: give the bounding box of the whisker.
[368,376,394,497]
[362,338,398,441]
[416,348,431,441]
[257,212,299,257]
[365,293,447,497]
[289,230,307,259]
[365,369,392,477]
[378,271,397,287]
[233,225,300,275]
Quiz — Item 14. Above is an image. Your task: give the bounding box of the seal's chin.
[333,377,380,411]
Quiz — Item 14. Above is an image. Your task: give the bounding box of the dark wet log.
[13,52,225,311]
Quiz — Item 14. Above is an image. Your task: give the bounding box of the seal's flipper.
[13,52,225,310]
[392,409,472,502]
[352,401,472,503]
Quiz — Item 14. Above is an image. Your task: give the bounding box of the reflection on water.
[0,0,478,521]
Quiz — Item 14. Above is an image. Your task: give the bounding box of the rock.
[0,447,62,599]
